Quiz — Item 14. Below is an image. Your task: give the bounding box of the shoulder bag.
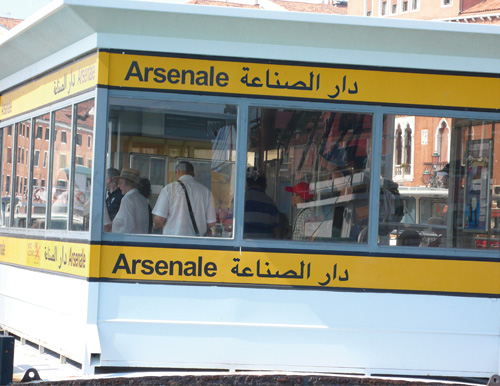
[178,181,200,236]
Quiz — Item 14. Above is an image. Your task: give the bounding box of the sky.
[0,0,53,19]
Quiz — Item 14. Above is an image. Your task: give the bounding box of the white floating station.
[1,0,500,377]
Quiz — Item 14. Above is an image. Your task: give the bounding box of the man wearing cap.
[152,161,216,237]
[286,182,315,241]
[112,168,150,234]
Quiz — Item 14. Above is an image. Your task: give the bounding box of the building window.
[402,0,408,11]
[5,176,10,194]
[76,133,82,146]
[365,0,373,16]
[76,156,84,166]
[7,126,12,136]
[36,126,43,139]
[395,128,403,165]
[380,0,387,15]
[45,127,50,140]
[87,135,91,148]
[59,153,67,169]
[87,159,92,169]
[411,0,419,10]
[7,147,12,164]
[404,127,412,166]
[435,120,450,163]
[25,150,28,165]
[43,151,48,168]
[33,150,40,166]
[61,130,67,144]
[442,0,452,5]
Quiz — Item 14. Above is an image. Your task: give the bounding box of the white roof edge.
[0,35,98,93]
[1,0,500,93]
[0,0,499,52]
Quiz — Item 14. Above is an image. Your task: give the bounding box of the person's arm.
[152,188,168,231]
[206,192,217,235]
[103,206,112,232]
[153,215,166,230]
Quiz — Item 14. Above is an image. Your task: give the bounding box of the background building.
[348,0,500,23]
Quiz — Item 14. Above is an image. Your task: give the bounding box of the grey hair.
[176,161,194,175]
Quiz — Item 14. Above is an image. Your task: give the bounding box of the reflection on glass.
[1,125,13,227]
[49,106,72,230]
[381,115,500,249]
[72,99,95,231]
[13,120,31,228]
[106,98,237,237]
[30,114,50,229]
[246,108,372,243]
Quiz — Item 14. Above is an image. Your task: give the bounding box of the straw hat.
[115,168,142,186]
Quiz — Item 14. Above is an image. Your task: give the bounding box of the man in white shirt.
[112,168,150,234]
[153,161,216,236]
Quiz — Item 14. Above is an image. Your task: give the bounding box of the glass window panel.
[31,113,50,229]
[72,99,95,231]
[381,115,500,249]
[246,107,372,243]
[49,106,72,230]
[1,125,13,227]
[107,98,237,237]
[13,120,31,228]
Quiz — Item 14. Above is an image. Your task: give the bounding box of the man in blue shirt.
[244,167,279,239]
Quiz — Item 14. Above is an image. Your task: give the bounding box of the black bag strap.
[178,181,200,236]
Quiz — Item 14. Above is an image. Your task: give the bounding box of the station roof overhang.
[1,0,500,92]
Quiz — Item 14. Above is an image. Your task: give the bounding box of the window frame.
[1,86,499,258]
[97,89,500,259]
[0,91,95,237]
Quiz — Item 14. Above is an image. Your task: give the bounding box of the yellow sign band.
[2,50,499,122]
[104,51,500,110]
[0,53,98,121]
[2,236,497,296]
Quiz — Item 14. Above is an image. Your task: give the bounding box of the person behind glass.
[105,168,123,221]
[152,161,216,236]
[111,168,150,234]
[285,182,315,241]
[244,167,279,239]
[138,177,153,234]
